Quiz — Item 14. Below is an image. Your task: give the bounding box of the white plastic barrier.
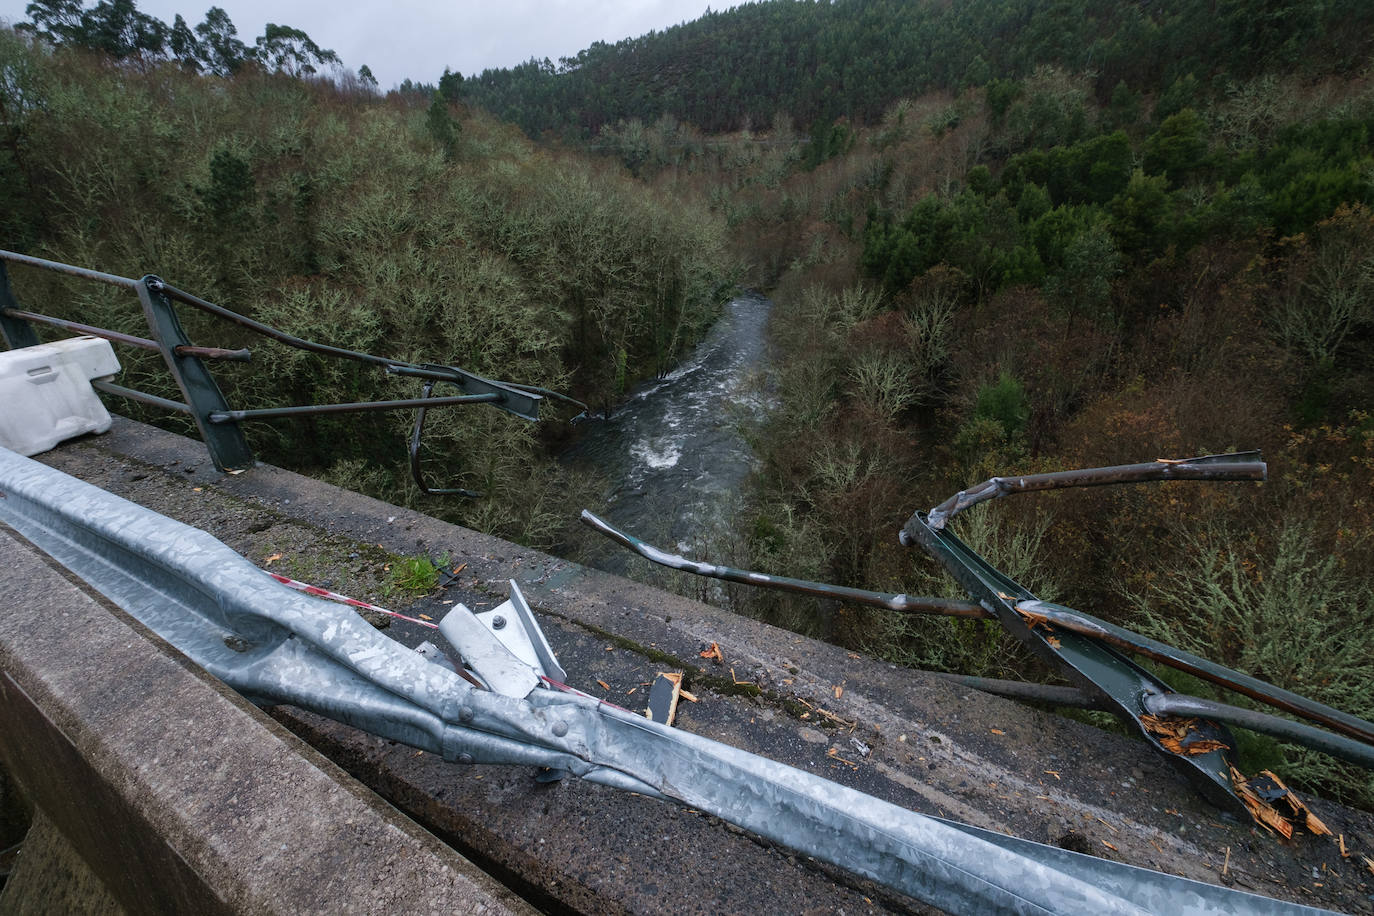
[0,336,120,456]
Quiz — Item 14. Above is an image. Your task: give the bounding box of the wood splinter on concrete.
[646,672,684,726]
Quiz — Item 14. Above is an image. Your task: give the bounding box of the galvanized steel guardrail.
[0,446,1328,915]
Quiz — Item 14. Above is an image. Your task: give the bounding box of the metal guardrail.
[0,250,586,486]
[0,446,1326,915]
[584,453,1374,817]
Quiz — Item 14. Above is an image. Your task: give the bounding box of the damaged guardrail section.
[0,445,1326,915]
[584,453,1374,827]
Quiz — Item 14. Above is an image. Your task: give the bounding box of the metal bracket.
[437,580,567,697]
[136,276,253,472]
[902,515,1245,814]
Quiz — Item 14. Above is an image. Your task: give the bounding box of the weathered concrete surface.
[0,519,533,916]
[1,812,125,916]
[26,417,1374,914]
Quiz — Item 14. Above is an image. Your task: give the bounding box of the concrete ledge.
[0,524,532,916]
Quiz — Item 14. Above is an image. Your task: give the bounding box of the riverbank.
[561,293,774,575]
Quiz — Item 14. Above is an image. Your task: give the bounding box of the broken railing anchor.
[584,451,1374,814]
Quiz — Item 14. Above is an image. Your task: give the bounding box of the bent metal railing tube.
[585,453,1374,813]
[580,509,990,618]
[580,508,1374,743]
[924,452,1267,530]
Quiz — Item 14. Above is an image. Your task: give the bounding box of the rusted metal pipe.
[922,452,1267,530]
[1,308,252,361]
[171,344,252,362]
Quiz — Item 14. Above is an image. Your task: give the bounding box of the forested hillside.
[467,0,1374,138]
[0,23,737,545]
[523,2,1374,805]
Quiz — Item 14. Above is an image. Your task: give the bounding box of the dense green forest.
[550,3,1374,804]
[3,0,1373,806]
[467,0,1374,138]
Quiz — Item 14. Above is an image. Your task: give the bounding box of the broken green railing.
[583,452,1374,815]
[0,249,585,490]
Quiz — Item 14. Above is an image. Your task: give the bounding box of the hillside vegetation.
[0,27,737,545]
[467,0,1374,138]
[562,6,1374,804]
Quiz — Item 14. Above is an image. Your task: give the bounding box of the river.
[561,293,774,574]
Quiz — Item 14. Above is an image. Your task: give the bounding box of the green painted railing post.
[0,263,41,349]
[136,274,254,472]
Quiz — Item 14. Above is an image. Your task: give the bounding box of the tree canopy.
[20,0,340,75]
[463,0,1374,139]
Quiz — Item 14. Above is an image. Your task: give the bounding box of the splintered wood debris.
[1229,766,1332,841]
[826,746,859,768]
[1015,605,1051,632]
[1139,714,1231,756]
[699,642,724,664]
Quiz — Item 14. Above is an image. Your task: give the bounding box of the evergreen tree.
[194,6,247,76]
[254,23,338,77]
[438,66,464,102]
[169,13,203,70]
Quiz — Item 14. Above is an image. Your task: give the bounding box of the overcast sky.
[0,1,719,88]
